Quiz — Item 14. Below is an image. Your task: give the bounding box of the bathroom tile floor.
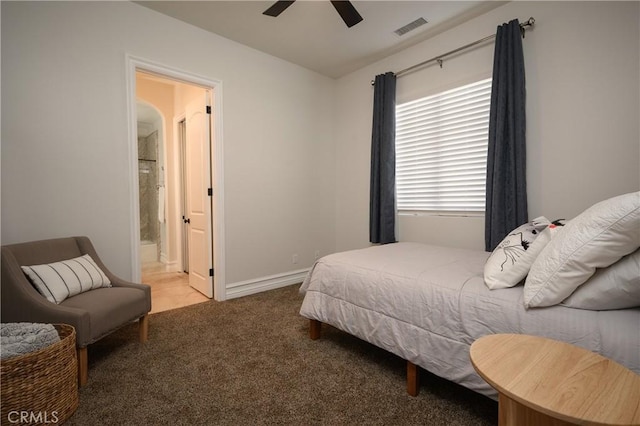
[142,262,210,314]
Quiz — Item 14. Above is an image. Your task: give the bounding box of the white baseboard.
[140,243,157,263]
[225,268,310,300]
[163,260,179,272]
[162,257,177,267]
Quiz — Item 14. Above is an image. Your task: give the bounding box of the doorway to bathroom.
[133,67,220,311]
[136,102,163,266]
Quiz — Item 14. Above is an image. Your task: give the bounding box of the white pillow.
[524,192,640,308]
[484,216,551,289]
[561,249,640,310]
[22,254,111,304]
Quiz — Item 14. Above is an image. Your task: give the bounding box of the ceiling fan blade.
[263,0,296,17]
[330,1,363,28]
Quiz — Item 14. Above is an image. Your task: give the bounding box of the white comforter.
[299,242,640,398]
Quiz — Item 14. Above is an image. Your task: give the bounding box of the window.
[395,78,492,214]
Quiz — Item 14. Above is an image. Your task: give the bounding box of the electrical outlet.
[292,254,299,264]
[314,250,320,260]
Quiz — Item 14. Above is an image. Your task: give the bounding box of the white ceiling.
[135,1,506,78]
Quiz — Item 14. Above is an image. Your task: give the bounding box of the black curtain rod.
[371,17,535,85]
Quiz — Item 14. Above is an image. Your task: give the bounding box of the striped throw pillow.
[21,254,112,304]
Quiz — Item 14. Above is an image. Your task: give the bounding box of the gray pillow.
[561,249,640,310]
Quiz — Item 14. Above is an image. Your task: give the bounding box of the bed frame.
[299,243,640,399]
[308,318,421,396]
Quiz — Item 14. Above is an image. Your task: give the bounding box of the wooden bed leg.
[139,314,149,343]
[309,319,322,340]
[407,360,420,396]
[77,347,88,387]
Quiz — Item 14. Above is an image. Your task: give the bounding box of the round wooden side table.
[470,333,640,426]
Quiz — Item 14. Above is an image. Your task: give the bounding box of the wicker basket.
[1,324,79,425]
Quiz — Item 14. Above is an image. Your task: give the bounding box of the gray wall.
[2,1,638,293]
[333,1,640,252]
[1,2,336,286]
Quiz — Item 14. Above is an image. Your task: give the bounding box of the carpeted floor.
[67,284,497,425]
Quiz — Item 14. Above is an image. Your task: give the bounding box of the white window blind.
[395,78,492,213]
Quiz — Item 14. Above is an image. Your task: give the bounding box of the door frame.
[125,54,226,301]
[176,114,189,273]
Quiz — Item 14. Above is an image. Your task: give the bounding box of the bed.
[299,193,640,399]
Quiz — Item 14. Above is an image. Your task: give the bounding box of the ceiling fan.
[263,1,364,28]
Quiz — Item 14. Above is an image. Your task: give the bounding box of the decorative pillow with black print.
[484,216,553,290]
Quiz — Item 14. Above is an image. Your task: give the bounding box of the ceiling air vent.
[394,17,428,36]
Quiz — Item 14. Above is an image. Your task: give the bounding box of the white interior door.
[185,93,213,298]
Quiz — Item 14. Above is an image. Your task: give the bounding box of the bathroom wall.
[136,76,175,267]
[138,130,159,245]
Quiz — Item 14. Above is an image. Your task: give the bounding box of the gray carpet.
[67,285,497,425]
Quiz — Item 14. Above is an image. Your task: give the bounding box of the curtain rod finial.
[522,17,535,27]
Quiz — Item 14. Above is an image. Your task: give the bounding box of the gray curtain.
[370,72,397,244]
[485,19,528,252]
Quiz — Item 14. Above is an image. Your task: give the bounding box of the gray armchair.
[1,236,151,386]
